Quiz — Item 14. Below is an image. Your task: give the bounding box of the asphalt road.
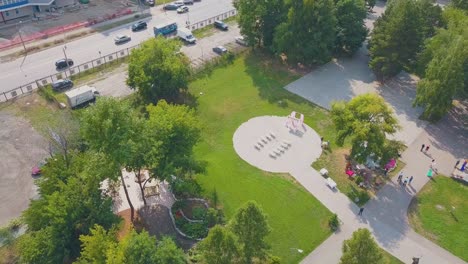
[0,0,234,94]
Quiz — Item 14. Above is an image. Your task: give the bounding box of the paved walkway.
[277,1,468,262]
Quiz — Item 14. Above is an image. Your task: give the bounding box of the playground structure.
[285,111,304,130]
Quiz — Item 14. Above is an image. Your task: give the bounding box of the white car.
[114,35,131,44]
[177,5,189,13]
[235,36,247,46]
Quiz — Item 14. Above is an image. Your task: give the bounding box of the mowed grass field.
[408,176,468,261]
[190,53,336,263]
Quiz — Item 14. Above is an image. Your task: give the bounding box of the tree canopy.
[274,0,337,65]
[234,0,286,48]
[80,97,142,221]
[334,0,368,55]
[368,0,441,81]
[18,153,118,263]
[230,201,271,264]
[331,93,402,164]
[199,225,241,264]
[127,37,191,103]
[339,228,385,264]
[414,36,465,120]
[146,100,201,179]
[78,226,186,264]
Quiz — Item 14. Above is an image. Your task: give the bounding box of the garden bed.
[312,147,405,206]
[170,199,212,240]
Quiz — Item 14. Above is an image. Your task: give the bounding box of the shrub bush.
[192,207,207,220]
[328,213,340,231]
[355,175,364,185]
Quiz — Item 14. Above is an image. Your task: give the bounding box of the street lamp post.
[62,45,69,78]
[17,20,26,53]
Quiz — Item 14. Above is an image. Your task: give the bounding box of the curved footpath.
[295,129,467,264]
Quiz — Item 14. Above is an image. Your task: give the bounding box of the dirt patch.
[0,110,47,226]
[139,205,196,250]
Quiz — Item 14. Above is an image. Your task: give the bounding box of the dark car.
[183,0,193,4]
[213,46,227,55]
[132,21,147,31]
[55,58,74,70]
[214,20,228,31]
[51,79,73,91]
[164,2,183,10]
[146,0,154,6]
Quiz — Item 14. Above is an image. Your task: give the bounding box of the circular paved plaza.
[233,116,322,173]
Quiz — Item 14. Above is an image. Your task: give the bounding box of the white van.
[177,28,196,44]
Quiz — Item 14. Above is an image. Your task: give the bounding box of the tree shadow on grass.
[243,50,322,107]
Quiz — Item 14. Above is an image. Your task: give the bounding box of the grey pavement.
[0,0,235,94]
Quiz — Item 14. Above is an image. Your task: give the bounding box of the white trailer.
[177,28,196,44]
[65,85,99,109]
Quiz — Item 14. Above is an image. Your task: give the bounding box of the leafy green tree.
[122,230,159,264]
[19,153,118,263]
[154,237,187,264]
[368,0,423,80]
[80,97,141,222]
[451,0,468,10]
[414,37,465,120]
[127,37,190,103]
[146,100,201,180]
[331,94,401,164]
[77,225,116,264]
[234,0,286,47]
[230,201,271,264]
[334,0,368,55]
[339,228,384,264]
[274,0,337,65]
[199,225,241,264]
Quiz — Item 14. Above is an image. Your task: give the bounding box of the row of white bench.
[254,131,277,150]
[268,141,291,158]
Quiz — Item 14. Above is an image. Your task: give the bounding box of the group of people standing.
[397,171,413,186]
[454,159,467,172]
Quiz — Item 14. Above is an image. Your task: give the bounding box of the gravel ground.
[0,111,47,227]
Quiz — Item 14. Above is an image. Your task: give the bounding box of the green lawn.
[190,53,336,263]
[408,176,468,261]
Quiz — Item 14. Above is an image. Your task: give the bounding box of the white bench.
[273,149,281,155]
[283,140,291,146]
[269,131,276,138]
[261,137,268,144]
[269,152,276,158]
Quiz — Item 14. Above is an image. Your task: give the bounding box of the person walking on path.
[408,176,414,185]
[403,176,409,186]
[461,160,467,172]
[425,145,430,153]
[397,171,403,183]
[455,160,460,169]
[421,144,425,152]
[358,207,364,216]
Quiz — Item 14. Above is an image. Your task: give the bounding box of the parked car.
[55,58,74,70]
[31,160,46,176]
[164,1,183,9]
[183,0,193,4]
[213,46,227,55]
[114,35,131,44]
[214,20,228,31]
[146,0,154,6]
[51,79,73,91]
[132,21,147,31]
[177,5,189,13]
[235,36,247,46]
[174,1,184,5]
